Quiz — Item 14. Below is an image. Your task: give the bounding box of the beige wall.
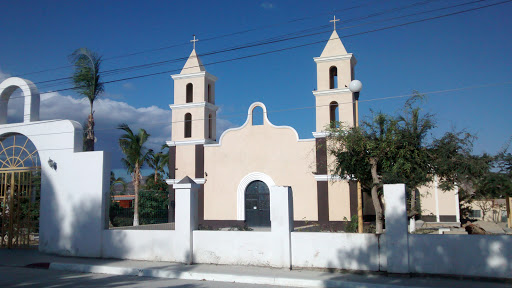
[203,103,321,221]
[174,145,196,180]
[418,181,458,221]
[173,76,205,105]
[359,181,459,222]
[328,180,352,221]
[316,59,353,92]
[315,92,355,132]
[470,200,507,222]
[418,184,437,218]
[171,107,207,142]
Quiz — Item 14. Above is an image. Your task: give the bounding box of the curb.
[49,262,430,288]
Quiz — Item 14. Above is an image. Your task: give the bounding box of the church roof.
[320,30,347,57]
[180,49,206,74]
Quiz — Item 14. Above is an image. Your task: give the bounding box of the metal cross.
[191,35,199,50]
[330,15,340,30]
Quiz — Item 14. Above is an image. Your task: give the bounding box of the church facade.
[166,30,460,227]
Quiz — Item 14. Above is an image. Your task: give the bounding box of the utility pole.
[350,80,363,233]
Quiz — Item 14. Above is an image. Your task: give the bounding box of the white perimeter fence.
[41,178,512,279]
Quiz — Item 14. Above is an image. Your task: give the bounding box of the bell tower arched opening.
[184,113,192,138]
[186,83,193,103]
[329,101,339,127]
[329,66,338,89]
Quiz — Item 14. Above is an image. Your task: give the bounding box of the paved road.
[0,266,287,288]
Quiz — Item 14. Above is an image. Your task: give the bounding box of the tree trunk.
[370,158,384,233]
[85,113,95,151]
[133,164,140,226]
[155,169,158,182]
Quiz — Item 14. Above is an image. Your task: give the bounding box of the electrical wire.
[8,0,503,95]
[3,80,511,142]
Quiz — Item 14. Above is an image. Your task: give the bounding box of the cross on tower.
[330,15,340,30]
[191,35,199,50]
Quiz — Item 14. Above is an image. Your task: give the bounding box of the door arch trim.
[237,172,275,221]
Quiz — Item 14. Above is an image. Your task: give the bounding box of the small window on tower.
[329,66,338,89]
[184,113,192,138]
[252,106,264,126]
[208,84,212,103]
[329,101,339,128]
[208,114,213,139]
[186,83,193,103]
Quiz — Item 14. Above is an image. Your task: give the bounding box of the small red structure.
[113,195,135,208]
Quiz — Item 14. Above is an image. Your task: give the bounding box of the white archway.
[0,77,40,124]
[236,172,275,221]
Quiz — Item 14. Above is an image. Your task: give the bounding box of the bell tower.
[313,28,357,133]
[167,39,218,183]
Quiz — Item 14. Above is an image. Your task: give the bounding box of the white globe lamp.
[349,80,362,93]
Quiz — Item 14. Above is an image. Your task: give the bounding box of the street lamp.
[349,80,363,233]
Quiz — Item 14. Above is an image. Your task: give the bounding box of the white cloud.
[261,2,275,9]
[5,89,235,170]
[38,93,173,169]
[103,92,125,100]
[0,65,236,171]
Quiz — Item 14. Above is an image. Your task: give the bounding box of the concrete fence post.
[384,184,409,274]
[270,186,294,269]
[173,176,199,264]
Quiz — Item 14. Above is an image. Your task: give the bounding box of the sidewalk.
[0,249,508,288]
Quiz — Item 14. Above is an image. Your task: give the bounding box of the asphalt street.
[0,266,287,288]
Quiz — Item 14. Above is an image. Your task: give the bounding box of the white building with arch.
[166,30,460,228]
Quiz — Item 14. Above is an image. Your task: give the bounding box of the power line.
[29,0,439,87]
[2,0,478,94]
[12,0,377,78]
[4,0,510,100]
[4,79,512,140]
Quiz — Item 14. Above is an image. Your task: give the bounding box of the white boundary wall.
[44,173,512,279]
[193,231,274,266]
[102,230,176,261]
[291,232,385,271]
[409,234,512,278]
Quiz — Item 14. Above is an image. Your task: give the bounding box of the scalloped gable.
[208,102,312,147]
[180,49,206,74]
[320,30,347,57]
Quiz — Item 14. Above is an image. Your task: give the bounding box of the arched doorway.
[0,133,40,248]
[245,180,270,227]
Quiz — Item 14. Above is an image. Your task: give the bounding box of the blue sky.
[1,0,511,180]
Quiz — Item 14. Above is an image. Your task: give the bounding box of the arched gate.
[0,134,40,248]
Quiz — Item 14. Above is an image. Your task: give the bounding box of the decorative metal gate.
[0,134,40,249]
[245,180,271,227]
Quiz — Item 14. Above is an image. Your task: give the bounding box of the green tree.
[479,152,512,198]
[328,112,399,233]
[327,95,494,233]
[118,123,152,226]
[431,131,493,218]
[392,95,435,219]
[69,48,104,151]
[147,150,167,183]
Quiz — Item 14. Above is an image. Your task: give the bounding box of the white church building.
[165,29,461,227]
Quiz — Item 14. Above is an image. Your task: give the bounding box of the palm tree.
[147,149,167,183]
[118,123,152,226]
[69,48,104,151]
